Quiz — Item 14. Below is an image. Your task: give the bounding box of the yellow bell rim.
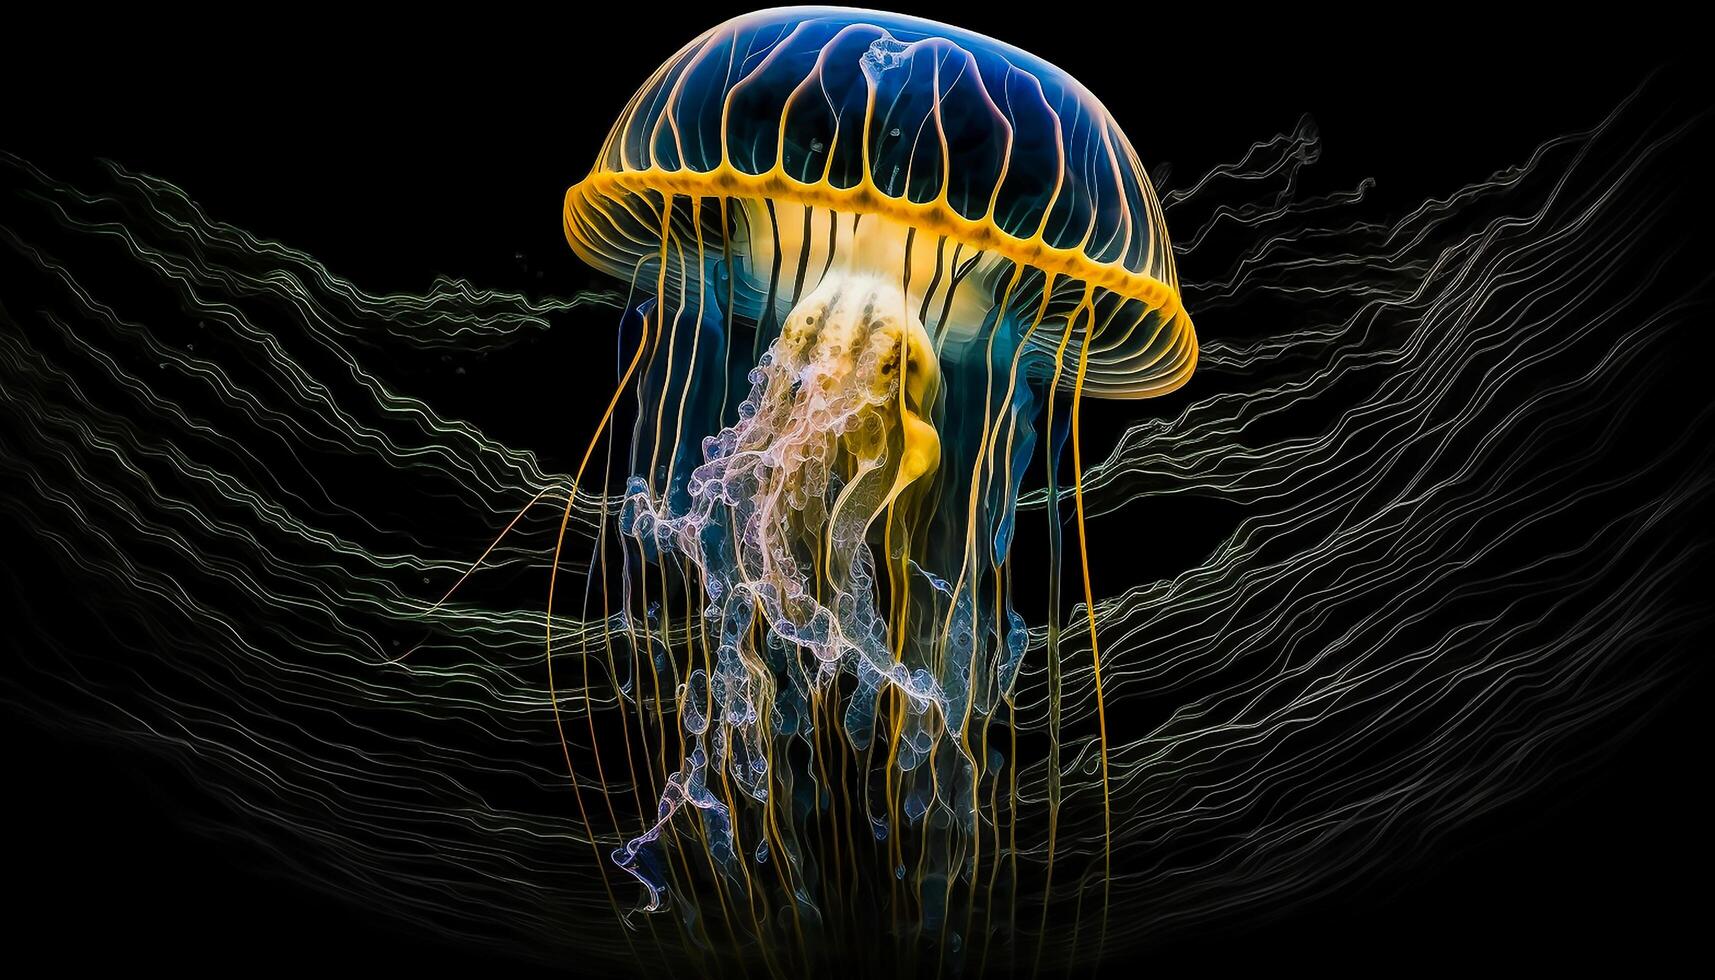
[564,165,1193,327]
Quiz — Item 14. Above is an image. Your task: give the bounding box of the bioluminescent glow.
[550,8,1194,961]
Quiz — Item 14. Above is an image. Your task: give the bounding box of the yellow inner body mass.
[777,269,942,509]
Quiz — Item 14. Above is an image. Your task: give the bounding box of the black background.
[4,4,1709,974]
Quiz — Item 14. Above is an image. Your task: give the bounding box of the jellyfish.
[552,6,1196,966]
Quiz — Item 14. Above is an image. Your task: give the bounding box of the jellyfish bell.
[558,4,1197,962]
[566,6,1196,398]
